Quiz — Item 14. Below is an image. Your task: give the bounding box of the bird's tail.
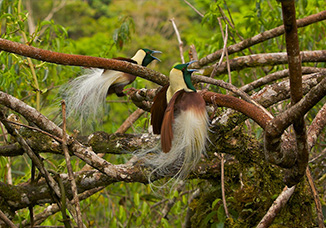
[63,68,121,121]
[140,109,209,188]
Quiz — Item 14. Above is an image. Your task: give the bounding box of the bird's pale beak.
[187,60,198,72]
[151,50,162,62]
[186,60,197,66]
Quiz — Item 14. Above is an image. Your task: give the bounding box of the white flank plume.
[141,109,209,187]
[64,68,121,121]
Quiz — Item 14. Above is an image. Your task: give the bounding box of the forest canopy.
[0,0,325,227]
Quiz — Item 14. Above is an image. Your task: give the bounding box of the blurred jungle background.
[0,0,325,227]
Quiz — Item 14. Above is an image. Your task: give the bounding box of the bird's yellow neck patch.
[131,49,146,65]
[166,68,193,103]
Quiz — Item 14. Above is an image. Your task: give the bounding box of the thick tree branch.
[264,75,326,185]
[202,50,326,77]
[192,10,326,68]
[0,91,148,183]
[241,67,326,93]
[265,74,326,142]
[0,155,222,211]
[280,0,307,186]
[0,38,168,86]
[200,91,271,129]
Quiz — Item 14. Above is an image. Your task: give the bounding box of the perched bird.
[64,48,161,120]
[145,61,209,182]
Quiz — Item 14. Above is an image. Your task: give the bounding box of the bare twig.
[309,148,326,164]
[183,0,204,17]
[156,182,185,225]
[305,167,325,228]
[115,108,145,134]
[0,209,17,228]
[220,153,229,218]
[183,188,200,228]
[306,103,326,228]
[189,44,199,61]
[26,0,66,37]
[21,187,105,227]
[170,18,185,63]
[209,20,228,79]
[307,102,326,150]
[6,120,63,143]
[43,0,67,22]
[256,186,295,228]
[61,100,84,228]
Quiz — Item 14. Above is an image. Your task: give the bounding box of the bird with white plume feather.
[63,48,161,122]
[140,61,209,186]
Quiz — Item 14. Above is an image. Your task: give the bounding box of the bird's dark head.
[173,61,197,92]
[140,48,161,66]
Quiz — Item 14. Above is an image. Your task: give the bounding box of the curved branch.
[0,38,168,86]
[200,91,271,129]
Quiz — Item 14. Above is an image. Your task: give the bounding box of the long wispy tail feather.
[140,109,209,187]
[63,68,122,121]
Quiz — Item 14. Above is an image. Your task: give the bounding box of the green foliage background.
[0,0,325,227]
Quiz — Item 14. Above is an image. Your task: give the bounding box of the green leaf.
[212,198,221,209]
[204,211,217,224]
[134,192,140,207]
[161,217,170,227]
[217,205,226,223]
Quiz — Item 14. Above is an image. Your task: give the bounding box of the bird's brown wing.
[175,91,206,113]
[161,91,206,153]
[150,84,169,135]
[160,89,185,153]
